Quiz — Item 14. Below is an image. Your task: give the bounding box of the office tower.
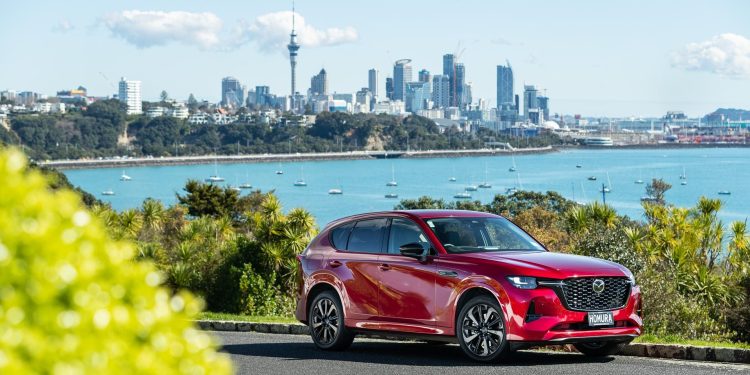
[255,86,271,107]
[368,68,379,98]
[455,63,465,108]
[392,59,412,101]
[385,77,394,100]
[221,76,243,108]
[405,81,430,113]
[442,54,455,105]
[310,69,328,96]
[523,85,538,119]
[118,77,142,115]
[537,96,549,121]
[431,75,450,109]
[496,62,514,109]
[287,4,300,98]
[418,69,431,83]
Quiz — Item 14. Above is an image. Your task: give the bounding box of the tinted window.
[388,218,431,255]
[330,222,354,250]
[346,218,387,253]
[425,217,545,253]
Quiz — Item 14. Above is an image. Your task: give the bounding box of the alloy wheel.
[461,303,505,357]
[311,297,339,345]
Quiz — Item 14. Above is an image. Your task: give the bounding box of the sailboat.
[275,163,284,175]
[448,166,457,182]
[205,158,224,182]
[478,164,492,189]
[293,166,307,187]
[679,166,687,180]
[385,192,399,199]
[328,187,343,195]
[509,154,517,172]
[600,171,612,193]
[635,169,644,184]
[386,165,398,186]
[119,170,131,181]
[101,189,115,196]
[454,191,472,199]
[448,176,457,182]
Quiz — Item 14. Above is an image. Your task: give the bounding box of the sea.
[64,148,750,227]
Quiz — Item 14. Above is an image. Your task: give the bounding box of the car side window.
[346,218,388,253]
[388,218,432,255]
[330,222,354,250]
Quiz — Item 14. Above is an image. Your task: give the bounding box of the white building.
[146,106,166,118]
[187,112,210,125]
[118,77,142,115]
[373,100,406,115]
[169,103,189,119]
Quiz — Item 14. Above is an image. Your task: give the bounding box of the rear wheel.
[308,291,354,351]
[574,341,623,357]
[456,295,509,362]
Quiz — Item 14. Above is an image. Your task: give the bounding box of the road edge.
[196,320,750,364]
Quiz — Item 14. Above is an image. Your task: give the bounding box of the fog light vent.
[525,301,542,323]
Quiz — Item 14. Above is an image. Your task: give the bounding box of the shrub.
[238,264,294,316]
[0,149,231,374]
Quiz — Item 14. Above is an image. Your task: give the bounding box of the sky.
[1,0,749,117]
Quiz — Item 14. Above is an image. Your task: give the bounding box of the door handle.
[328,260,342,268]
[379,263,391,271]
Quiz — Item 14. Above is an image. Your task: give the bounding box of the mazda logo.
[592,279,606,294]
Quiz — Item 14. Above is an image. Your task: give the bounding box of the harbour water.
[64,148,750,227]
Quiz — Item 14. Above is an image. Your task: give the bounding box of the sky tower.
[287,1,300,99]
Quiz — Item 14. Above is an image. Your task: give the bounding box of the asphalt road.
[215,331,750,375]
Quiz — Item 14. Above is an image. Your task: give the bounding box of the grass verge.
[635,334,750,350]
[197,312,298,324]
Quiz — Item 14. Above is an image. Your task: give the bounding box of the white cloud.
[102,10,223,49]
[671,33,750,78]
[237,11,358,53]
[52,19,75,33]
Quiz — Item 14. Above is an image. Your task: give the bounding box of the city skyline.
[2,0,749,117]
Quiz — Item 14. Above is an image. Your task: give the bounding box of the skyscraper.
[496,62,514,109]
[455,63,466,108]
[310,69,328,96]
[405,81,430,113]
[287,3,300,98]
[431,75,450,109]
[537,96,549,121]
[368,69,379,98]
[442,54,455,105]
[221,76,243,108]
[392,59,412,101]
[118,77,141,115]
[385,77,394,100]
[524,85,540,124]
[418,69,431,83]
[255,86,271,107]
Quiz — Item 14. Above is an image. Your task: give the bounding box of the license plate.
[587,311,614,327]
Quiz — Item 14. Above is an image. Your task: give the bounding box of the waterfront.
[64,148,749,226]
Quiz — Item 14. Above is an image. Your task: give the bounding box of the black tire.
[574,341,624,357]
[456,295,509,362]
[308,290,354,351]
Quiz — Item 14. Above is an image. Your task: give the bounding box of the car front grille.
[559,277,631,311]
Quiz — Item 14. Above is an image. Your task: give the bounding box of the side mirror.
[399,242,429,262]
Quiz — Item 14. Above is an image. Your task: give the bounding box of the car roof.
[323,210,501,229]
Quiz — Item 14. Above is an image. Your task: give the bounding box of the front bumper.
[501,283,642,343]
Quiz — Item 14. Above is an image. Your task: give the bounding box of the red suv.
[295,210,642,362]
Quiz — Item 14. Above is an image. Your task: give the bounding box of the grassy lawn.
[635,334,750,350]
[197,312,299,324]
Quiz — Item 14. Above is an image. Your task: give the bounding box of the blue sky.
[2,0,749,117]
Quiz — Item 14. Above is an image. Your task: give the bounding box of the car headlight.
[506,276,537,289]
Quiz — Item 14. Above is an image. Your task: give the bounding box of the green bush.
[0,148,232,374]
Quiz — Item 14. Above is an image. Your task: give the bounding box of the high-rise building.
[118,77,142,115]
[431,75,450,109]
[368,69,379,98]
[455,63,466,108]
[392,59,412,101]
[442,54,456,105]
[418,69,431,83]
[385,77,394,100]
[255,86,271,107]
[287,4,301,100]
[523,85,538,119]
[221,76,243,108]
[537,96,549,121]
[496,61,514,110]
[310,69,328,96]
[405,81,431,113]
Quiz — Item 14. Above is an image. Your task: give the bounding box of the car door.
[377,218,437,324]
[327,218,387,320]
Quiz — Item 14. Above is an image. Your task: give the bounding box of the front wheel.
[308,291,354,351]
[574,341,624,357]
[456,295,509,362]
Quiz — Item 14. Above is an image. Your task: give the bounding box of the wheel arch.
[453,284,509,335]
[305,281,342,323]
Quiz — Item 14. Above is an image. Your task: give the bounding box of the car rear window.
[346,218,387,253]
[330,222,354,250]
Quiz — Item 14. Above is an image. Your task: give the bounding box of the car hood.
[456,251,631,279]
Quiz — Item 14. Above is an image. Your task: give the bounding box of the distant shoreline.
[40,143,750,170]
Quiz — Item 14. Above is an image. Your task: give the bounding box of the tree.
[176,180,241,218]
[645,178,672,205]
[160,90,169,102]
[0,148,231,374]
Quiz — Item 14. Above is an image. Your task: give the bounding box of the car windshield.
[424,217,545,253]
